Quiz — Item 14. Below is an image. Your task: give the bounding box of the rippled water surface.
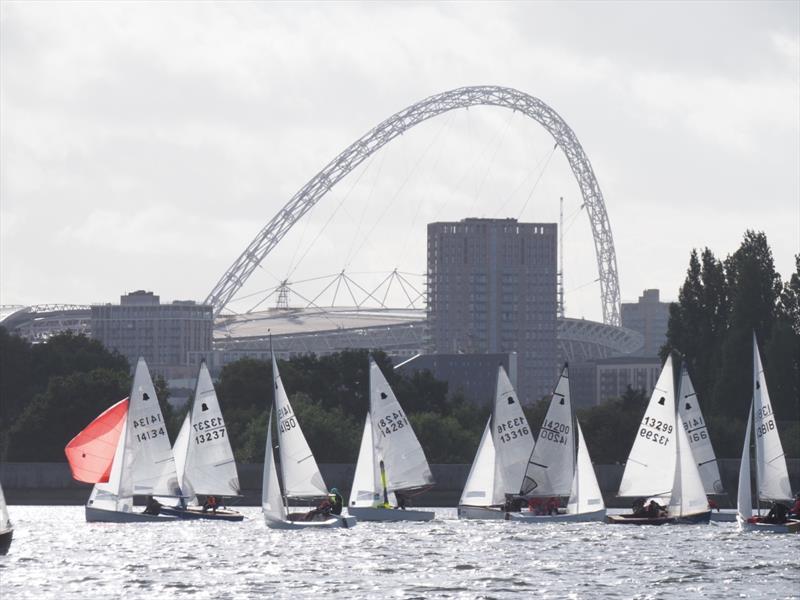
[1,507,798,599]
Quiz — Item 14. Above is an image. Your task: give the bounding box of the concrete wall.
[2,460,798,508]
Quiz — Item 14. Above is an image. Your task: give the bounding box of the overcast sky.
[1,1,798,322]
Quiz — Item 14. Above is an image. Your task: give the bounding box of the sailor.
[707,496,720,512]
[143,496,161,516]
[764,501,789,524]
[329,488,343,515]
[203,495,218,514]
[546,497,559,516]
[789,493,800,519]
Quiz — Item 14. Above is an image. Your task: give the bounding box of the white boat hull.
[85,505,180,523]
[506,508,606,523]
[737,516,800,534]
[457,505,506,520]
[265,514,357,530]
[348,507,434,522]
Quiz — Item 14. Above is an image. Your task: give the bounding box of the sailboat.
[158,361,243,521]
[677,365,732,520]
[736,333,799,533]
[608,355,711,525]
[262,354,356,529]
[65,357,182,522]
[509,364,606,522]
[0,481,12,555]
[458,366,534,520]
[677,365,723,496]
[348,359,434,521]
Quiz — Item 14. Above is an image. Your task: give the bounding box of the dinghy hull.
[737,516,800,534]
[0,528,12,555]
[506,508,606,523]
[85,505,180,523]
[159,505,244,521]
[457,505,506,520]
[348,507,434,522]
[606,510,711,526]
[265,514,357,530]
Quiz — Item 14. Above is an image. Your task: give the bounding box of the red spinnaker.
[64,398,129,483]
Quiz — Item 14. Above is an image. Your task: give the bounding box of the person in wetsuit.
[329,488,343,515]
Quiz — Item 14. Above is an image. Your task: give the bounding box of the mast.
[752,333,761,517]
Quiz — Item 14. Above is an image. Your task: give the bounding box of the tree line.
[0,231,796,465]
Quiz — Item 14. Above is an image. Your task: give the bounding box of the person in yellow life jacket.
[328,488,343,515]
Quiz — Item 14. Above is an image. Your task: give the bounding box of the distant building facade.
[621,289,670,357]
[394,352,518,407]
[426,218,557,402]
[91,290,213,379]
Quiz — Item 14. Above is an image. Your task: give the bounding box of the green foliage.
[0,329,132,459]
[577,387,648,464]
[4,369,131,461]
[217,350,487,464]
[664,231,800,457]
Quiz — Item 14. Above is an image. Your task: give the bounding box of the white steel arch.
[206,86,621,325]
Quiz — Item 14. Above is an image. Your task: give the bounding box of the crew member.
[329,488,343,515]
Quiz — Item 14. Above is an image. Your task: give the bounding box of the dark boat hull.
[607,510,711,525]
[159,505,244,521]
[0,528,12,555]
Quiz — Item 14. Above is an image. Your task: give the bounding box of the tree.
[4,369,131,461]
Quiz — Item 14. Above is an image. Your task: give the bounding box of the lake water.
[0,507,797,599]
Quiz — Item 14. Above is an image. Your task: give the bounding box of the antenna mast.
[558,196,565,319]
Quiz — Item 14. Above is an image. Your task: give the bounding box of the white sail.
[521,365,575,497]
[369,360,433,493]
[0,481,11,531]
[491,366,534,504]
[262,411,286,522]
[121,358,180,497]
[566,421,604,515]
[668,412,709,517]
[736,402,754,520]
[459,418,496,506]
[350,413,378,508]
[171,412,192,501]
[677,366,723,494]
[272,354,327,498]
[88,411,130,512]
[182,362,240,497]
[752,334,792,501]
[618,355,677,497]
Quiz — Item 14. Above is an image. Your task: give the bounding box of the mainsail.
[677,365,723,494]
[752,333,792,502]
[369,359,433,494]
[618,355,677,497]
[178,362,240,498]
[491,366,534,505]
[272,354,327,498]
[521,365,575,497]
[122,357,180,497]
[65,397,129,483]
